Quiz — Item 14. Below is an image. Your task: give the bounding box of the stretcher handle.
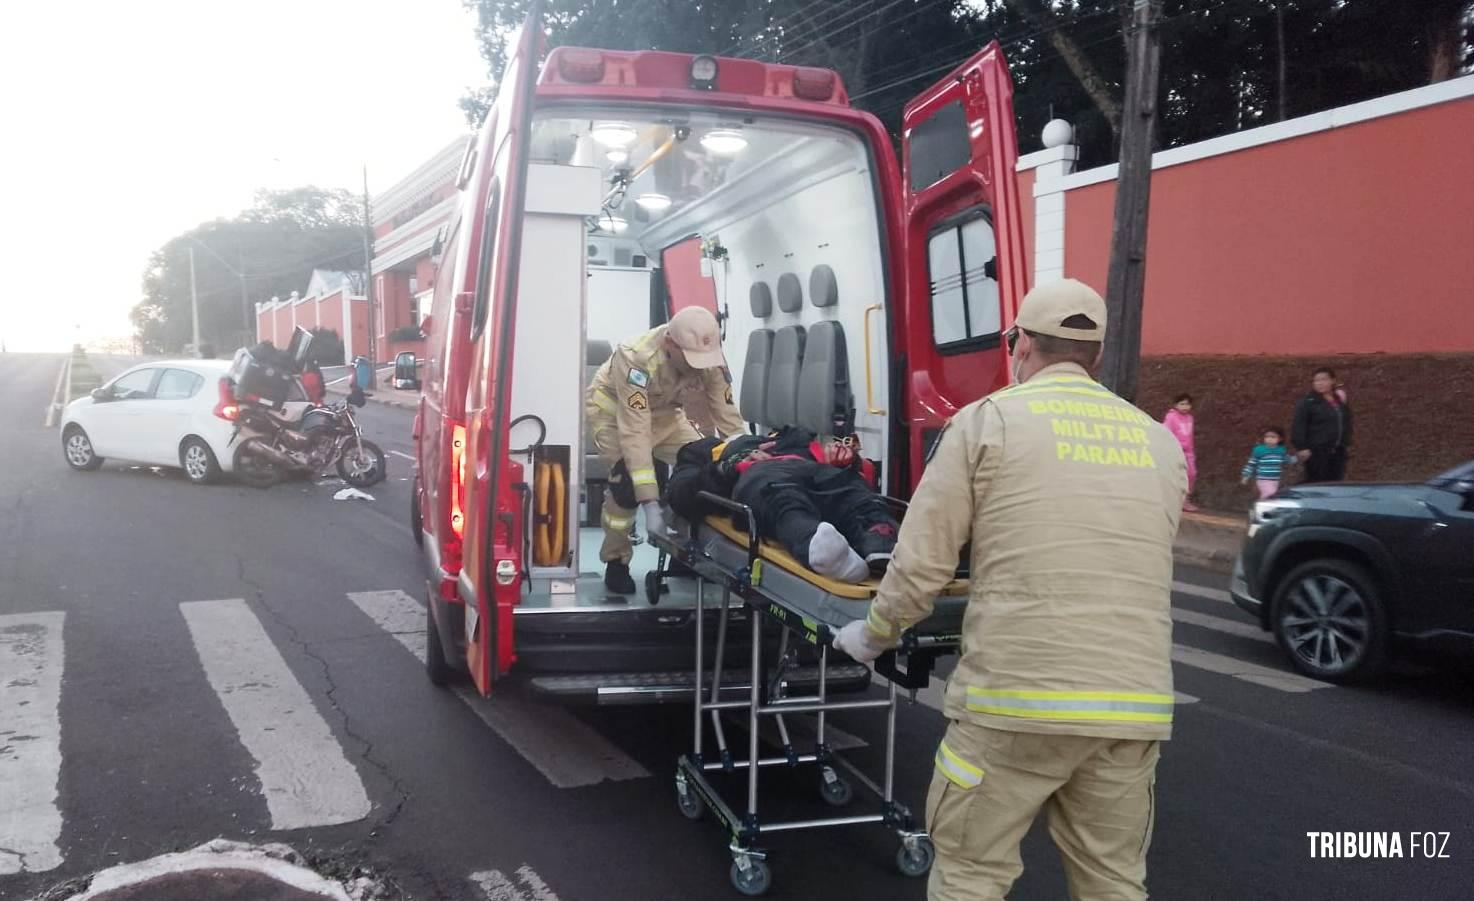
[697,490,761,573]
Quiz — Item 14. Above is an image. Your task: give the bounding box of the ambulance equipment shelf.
[649,490,964,896]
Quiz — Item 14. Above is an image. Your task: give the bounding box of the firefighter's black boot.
[604,561,636,595]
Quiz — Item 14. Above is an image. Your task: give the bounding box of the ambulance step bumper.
[525,664,871,705]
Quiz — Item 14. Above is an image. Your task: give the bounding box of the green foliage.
[132,186,366,355]
[310,328,346,366]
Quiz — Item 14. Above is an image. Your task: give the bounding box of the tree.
[132,187,367,355]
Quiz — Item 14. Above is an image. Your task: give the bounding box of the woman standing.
[1291,368,1353,482]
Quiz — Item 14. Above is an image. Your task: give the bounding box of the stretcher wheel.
[819,768,853,806]
[896,837,935,878]
[729,858,771,896]
[644,570,668,605]
[675,777,703,821]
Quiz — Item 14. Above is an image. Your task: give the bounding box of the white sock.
[807,522,870,583]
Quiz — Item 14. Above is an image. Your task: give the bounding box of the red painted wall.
[1061,94,1474,355]
[318,291,346,339]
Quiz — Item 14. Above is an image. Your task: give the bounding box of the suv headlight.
[1248,499,1298,536]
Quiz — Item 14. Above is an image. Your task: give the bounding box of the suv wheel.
[1270,559,1387,683]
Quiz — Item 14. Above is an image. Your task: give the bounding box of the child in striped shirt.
[1241,427,1294,499]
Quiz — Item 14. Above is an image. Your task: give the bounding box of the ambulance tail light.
[557,49,606,84]
[450,424,467,539]
[212,378,239,422]
[793,68,837,101]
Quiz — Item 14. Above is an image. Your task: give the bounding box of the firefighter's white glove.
[642,501,671,539]
[833,620,887,664]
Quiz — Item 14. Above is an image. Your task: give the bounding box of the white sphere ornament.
[1041,119,1074,148]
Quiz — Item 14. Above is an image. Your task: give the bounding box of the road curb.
[1173,510,1244,574]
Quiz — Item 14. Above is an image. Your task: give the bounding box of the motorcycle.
[230,396,387,489]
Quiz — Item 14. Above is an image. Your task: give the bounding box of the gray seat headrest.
[809,265,838,308]
[776,273,803,313]
[587,340,613,366]
[750,282,773,319]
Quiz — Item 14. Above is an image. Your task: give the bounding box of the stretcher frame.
[649,490,963,896]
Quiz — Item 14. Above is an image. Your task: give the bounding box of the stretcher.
[648,490,967,896]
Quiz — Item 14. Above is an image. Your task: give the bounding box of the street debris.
[333,488,375,502]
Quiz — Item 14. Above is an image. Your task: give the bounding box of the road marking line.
[389,450,416,462]
[1171,644,1331,693]
[44,357,71,428]
[470,866,561,901]
[1173,580,1233,604]
[1172,608,1273,643]
[0,612,66,875]
[347,590,649,788]
[181,599,372,829]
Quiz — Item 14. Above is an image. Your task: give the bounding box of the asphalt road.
[2,350,1472,901]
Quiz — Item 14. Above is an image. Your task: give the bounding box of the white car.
[60,360,311,484]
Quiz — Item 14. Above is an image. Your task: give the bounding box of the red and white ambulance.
[411,8,1027,699]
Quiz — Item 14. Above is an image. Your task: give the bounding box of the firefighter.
[834,279,1188,901]
[587,307,746,594]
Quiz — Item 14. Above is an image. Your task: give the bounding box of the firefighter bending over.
[586,307,746,595]
[835,279,1188,900]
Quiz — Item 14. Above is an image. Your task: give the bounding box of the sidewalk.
[1173,509,1244,573]
[325,380,420,411]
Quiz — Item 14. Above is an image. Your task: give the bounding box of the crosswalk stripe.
[1171,644,1331,693]
[0,611,66,875]
[347,590,649,789]
[470,866,561,901]
[1173,580,1233,604]
[181,599,372,829]
[1172,608,1273,643]
[1174,691,1200,705]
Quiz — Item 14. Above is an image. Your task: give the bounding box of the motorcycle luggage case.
[229,347,293,407]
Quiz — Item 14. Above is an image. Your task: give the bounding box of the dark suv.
[1231,460,1474,683]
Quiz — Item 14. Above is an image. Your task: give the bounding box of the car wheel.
[179,437,220,484]
[1270,559,1388,683]
[63,426,104,471]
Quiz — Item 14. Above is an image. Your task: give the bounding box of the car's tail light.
[212,378,239,421]
[450,424,467,539]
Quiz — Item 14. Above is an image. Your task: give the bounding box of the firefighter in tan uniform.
[835,279,1188,900]
[587,307,747,594]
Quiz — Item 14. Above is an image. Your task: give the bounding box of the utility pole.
[1099,0,1163,403]
[188,245,202,356]
[362,165,377,369]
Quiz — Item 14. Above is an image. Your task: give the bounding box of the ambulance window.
[471,181,502,338]
[928,209,1000,352]
[909,101,971,192]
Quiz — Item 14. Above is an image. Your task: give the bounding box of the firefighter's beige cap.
[667,307,727,369]
[1015,278,1107,341]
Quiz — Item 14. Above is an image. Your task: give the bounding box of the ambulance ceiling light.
[636,193,671,212]
[597,216,629,234]
[700,128,747,155]
[606,149,630,165]
[591,122,638,148]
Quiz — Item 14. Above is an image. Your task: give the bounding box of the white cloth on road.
[333,488,375,502]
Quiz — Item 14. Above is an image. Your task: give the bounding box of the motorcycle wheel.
[337,439,387,487]
[233,443,282,488]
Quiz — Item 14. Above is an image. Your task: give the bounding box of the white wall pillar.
[1016,137,1079,285]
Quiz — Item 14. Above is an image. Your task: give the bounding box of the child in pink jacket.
[1163,393,1198,512]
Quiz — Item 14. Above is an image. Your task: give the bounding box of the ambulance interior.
[507,106,897,612]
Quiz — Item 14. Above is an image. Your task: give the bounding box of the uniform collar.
[1025,362,1094,384]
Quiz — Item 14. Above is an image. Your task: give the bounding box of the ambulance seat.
[796,320,853,436]
[584,340,613,482]
[740,329,774,428]
[765,325,806,429]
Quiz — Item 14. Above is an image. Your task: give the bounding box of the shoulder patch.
[627,391,648,411]
[627,368,650,388]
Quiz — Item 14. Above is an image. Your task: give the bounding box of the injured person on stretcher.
[666,427,899,583]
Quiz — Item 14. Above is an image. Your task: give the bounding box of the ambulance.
[411,8,1028,699]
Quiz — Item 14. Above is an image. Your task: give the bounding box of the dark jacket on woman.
[1291,392,1352,451]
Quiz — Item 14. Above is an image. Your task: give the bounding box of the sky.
[0,0,489,352]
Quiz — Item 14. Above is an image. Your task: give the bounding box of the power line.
[720,0,832,57]
[773,0,902,61]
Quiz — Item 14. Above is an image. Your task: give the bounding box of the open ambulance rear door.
[898,43,1028,489]
[459,5,542,696]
